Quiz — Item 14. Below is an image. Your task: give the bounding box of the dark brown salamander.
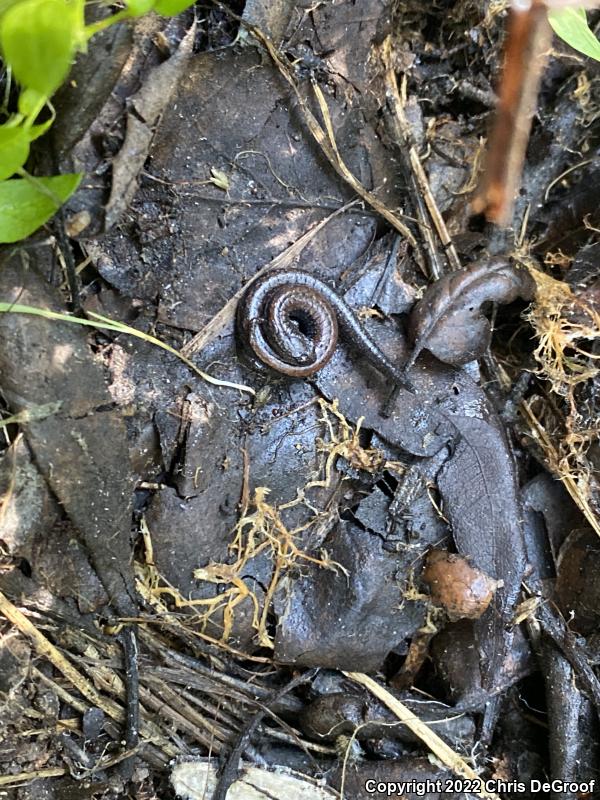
[236,268,411,387]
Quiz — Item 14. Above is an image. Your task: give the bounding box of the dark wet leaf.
[300,689,474,748]
[0,253,136,616]
[437,409,528,691]
[86,41,392,328]
[273,520,428,671]
[0,436,59,560]
[555,527,600,635]
[406,258,535,368]
[331,759,480,800]
[0,633,30,695]
[33,522,109,613]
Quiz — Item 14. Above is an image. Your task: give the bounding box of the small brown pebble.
[65,210,91,237]
[422,549,500,621]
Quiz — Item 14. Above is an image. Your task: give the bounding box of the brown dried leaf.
[105,24,195,230]
[406,258,535,368]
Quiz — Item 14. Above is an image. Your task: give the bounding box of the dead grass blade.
[0,768,68,788]
[0,591,184,758]
[343,672,501,800]
[380,36,462,275]
[0,402,62,428]
[0,302,254,395]
[0,589,123,721]
[522,266,600,535]
[308,81,418,248]
[210,0,417,248]
[520,400,600,537]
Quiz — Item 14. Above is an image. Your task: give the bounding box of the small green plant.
[549,6,600,62]
[0,0,194,243]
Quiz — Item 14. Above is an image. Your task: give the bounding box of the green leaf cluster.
[0,0,194,243]
[0,0,85,241]
[548,7,600,62]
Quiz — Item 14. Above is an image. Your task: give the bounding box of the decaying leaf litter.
[0,1,599,798]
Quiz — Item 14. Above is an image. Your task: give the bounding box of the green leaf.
[18,87,47,117]
[0,126,29,180]
[70,0,87,49]
[0,173,81,243]
[0,0,78,95]
[126,0,155,15]
[153,0,194,16]
[18,89,55,140]
[548,7,600,62]
[0,0,21,17]
[28,118,55,141]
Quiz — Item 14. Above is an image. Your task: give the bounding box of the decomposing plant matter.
[138,399,398,651]
[524,267,600,525]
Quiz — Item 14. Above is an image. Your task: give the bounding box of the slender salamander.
[236,269,411,388]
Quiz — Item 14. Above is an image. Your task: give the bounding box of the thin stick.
[213,668,318,800]
[0,590,124,721]
[536,602,600,710]
[473,0,552,224]
[381,38,462,274]
[120,625,140,749]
